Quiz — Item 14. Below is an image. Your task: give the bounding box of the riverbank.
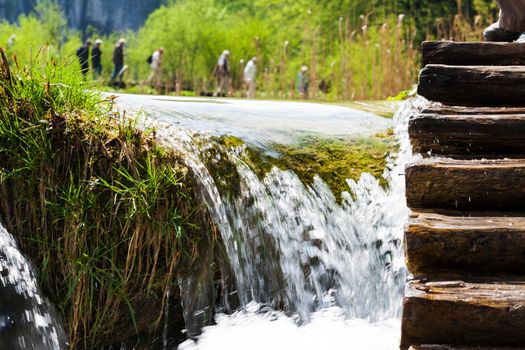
[0,51,211,348]
[0,51,401,348]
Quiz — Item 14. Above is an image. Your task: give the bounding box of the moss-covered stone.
[218,131,398,202]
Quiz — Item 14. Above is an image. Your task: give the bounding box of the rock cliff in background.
[0,0,166,33]
[0,0,34,23]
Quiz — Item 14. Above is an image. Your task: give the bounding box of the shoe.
[483,22,521,42]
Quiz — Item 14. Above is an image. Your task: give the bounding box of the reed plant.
[0,48,202,349]
[0,0,499,101]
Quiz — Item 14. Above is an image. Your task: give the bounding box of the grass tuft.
[0,47,202,349]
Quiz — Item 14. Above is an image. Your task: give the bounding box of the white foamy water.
[0,223,67,349]
[116,96,426,349]
[179,304,400,350]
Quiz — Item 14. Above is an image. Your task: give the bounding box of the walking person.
[91,39,102,79]
[6,34,16,49]
[296,65,309,99]
[214,50,230,97]
[110,38,126,85]
[484,1,525,41]
[76,40,92,79]
[148,47,164,91]
[244,57,257,98]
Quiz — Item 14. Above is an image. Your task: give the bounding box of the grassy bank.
[0,41,398,348]
[0,49,204,348]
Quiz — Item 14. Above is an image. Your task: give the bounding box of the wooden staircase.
[401,41,525,350]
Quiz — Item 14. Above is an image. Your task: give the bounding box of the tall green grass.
[0,0,498,100]
[0,48,203,349]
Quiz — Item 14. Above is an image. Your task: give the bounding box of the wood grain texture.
[421,106,525,115]
[401,281,525,350]
[405,158,525,211]
[405,212,525,275]
[422,41,525,66]
[418,65,525,107]
[408,113,525,157]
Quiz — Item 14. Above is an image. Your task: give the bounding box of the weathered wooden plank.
[410,346,525,350]
[409,114,525,157]
[418,65,525,107]
[405,212,525,275]
[422,41,525,66]
[420,106,525,115]
[405,158,525,211]
[401,281,525,350]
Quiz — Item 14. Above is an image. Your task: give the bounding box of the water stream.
[146,97,423,349]
[0,97,422,349]
[0,223,67,349]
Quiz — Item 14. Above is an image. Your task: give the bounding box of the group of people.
[76,38,164,88]
[75,38,312,98]
[214,49,310,99]
[213,50,261,98]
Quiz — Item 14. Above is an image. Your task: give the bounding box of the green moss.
[218,132,398,202]
[272,133,397,199]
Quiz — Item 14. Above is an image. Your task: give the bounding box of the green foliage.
[0,1,77,67]
[0,50,201,348]
[0,0,498,99]
[124,0,420,98]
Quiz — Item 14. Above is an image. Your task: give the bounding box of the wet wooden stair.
[401,41,525,350]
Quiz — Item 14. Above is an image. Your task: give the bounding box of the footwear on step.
[483,22,521,42]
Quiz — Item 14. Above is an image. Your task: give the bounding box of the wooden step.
[409,113,525,157]
[422,41,525,66]
[401,280,525,350]
[421,106,525,115]
[405,212,525,275]
[405,158,525,211]
[410,346,525,350]
[418,65,525,107]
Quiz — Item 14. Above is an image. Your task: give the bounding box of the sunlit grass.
[0,47,201,349]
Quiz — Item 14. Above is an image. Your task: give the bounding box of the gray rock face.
[0,0,166,33]
[0,0,34,23]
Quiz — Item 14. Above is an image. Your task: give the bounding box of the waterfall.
[0,223,67,349]
[146,97,425,348]
[0,96,422,349]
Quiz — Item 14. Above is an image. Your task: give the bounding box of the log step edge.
[422,40,525,67]
[405,158,525,211]
[405,212,525,275]
[401,280,525,350]
[409,113,525,158]
[418,65,525,107]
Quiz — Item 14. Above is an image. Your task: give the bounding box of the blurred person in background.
[244,57,257,98]
[76,40,92,79]
[148,47,164,91]
[214,50,230,97]
[484,1,525,41]
[110,38,126,84]
[91,39,103,79]
[296,65,309,99]
[6,34,16,49]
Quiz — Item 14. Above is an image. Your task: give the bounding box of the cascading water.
[0,223,67,349]
[138,97,426,349]
[0,94,421,349]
